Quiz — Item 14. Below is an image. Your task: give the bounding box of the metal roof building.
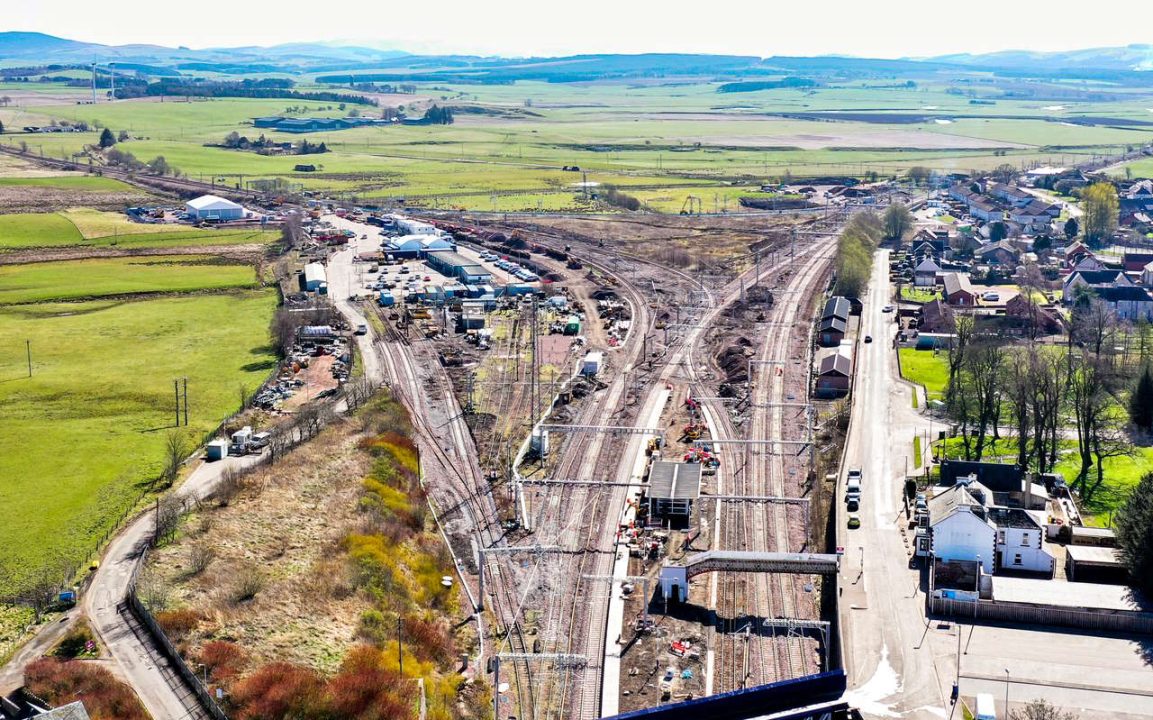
[426,250,492,283]
[303,262,327,291]
[647,461,702,518]
[185,194,244,221]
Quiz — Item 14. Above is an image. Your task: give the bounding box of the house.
[1063,241,1094,268]
[987,507,1054,576]
[1004,294,1063,334]
[1062,269,1131,301]
[913,258,942,287]
[974,240,1019,266]
[1095,285,1153,321]
[942,272,977,305]
[185,194,244,221]
[815,352,852,397]
[1007,200,1057,229]
[911,228,949,260]
[822,296,851,322]
[970,199,1005,223]
[988,183,1034,208]
[1142,262,1153,289]
[818,316,847,346]
[1122,252,1153,273]
[919,299,953,332]
[928,485,996,575]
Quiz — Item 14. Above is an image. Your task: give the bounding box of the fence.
[126,546,229,720]
[929,595,1153,635]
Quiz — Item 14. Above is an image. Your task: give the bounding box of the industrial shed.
[426,250,492,283]
[185,194,244,221]
[303,262,328,291]
[647,461,702,521]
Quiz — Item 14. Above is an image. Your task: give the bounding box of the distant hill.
[0,31,96,58]
[932,44,1153,72]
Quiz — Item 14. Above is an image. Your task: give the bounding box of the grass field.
[900,286,939,302]
[0,291,278,596]
[0,211,277,250]
[0,255,260,304]
[0,176,134,191]
[898,347,949,400]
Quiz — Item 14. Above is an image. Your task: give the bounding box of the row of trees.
[942,297,1144,504]
[834,210,887,296]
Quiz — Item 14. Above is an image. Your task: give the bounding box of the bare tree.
[280,211,303,252]
[1071,297,1117,361]
[1003,348,1035,469]
[187,545,215,576]
[1010,698,1075,720]
[1030,349,1067,473]
[271,306,299,357]
[160,431,190,488]
[154,494,185,545]
[18,560,76,621]
[1069,355,1132,501]
[945,313,975,407]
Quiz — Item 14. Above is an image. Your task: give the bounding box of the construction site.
[342,207,857,720]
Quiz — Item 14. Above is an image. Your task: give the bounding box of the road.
[838,249,1153,720]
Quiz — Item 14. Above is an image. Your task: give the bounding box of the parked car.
[864,335,873,343]
[847,498,860,512]
[355,324,368,335]
[882,305,894,313]
[847,514,861,529]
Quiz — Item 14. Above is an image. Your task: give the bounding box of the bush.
[154,608,203,641]
[187,545,215,576]
[51,623,98,659]
[197,640,248,683]
[230,564,265,603]
[231,662,326,720]
[25,658,149,720]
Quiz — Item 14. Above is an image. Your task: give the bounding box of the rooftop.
[648,461,702,501]
[1065,545,1122,566]
[993,575,1146,612]
[987,507,1040,530]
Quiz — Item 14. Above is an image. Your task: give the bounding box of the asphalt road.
[838,249,1153,720]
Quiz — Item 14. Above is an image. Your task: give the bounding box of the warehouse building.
[384,234,455,258]
[303,262,328,291]
[647,461,702,522]
[426,250,492,283]
[185,195,245,221]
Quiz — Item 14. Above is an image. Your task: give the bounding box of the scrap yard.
[325,206,853,719]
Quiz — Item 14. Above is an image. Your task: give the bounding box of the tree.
[161,431,189,488]
[991,163,1017,183]
[117,130,129,143]
[1130,364,1153,433]
[1081,182,1119,246]
[882,203,914,245]
[1115,471,1153,598]
[1069,354,1131,502]
[0,120,4,134]
[989,221,1008,242]
[1063,216,1079,241]
[98,128,116,149]
[146,155,171,176]
[0,96,11,107]
[1009,698,1076,720]
[906,166,931,186]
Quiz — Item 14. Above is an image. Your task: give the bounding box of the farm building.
[303,262,328,291]
[426,250,492,283]
[185,195,244,221]
[647,461,702,520]
[815,352,851,397]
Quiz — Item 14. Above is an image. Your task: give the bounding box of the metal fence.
[929,595,1153,635]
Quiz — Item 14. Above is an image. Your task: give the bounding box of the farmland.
[0,211,277,250]
[4,75,1153,212]
[0,291,277,598]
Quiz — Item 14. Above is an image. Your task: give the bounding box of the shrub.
[401,614,454,665]
[51,623,98,659]
[25,658,149,720]
[197,640,248,683]
[187,545,215,576]
[154,608,203,641]
[231,662,326,720]
[230,564,265,603]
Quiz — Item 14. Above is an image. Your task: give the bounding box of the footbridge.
[659,551,840,602]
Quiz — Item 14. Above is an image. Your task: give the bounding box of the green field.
[0,255,260,304]
[0,292,278,595]
[898,347,949,400]
[0,176,134,191]
[0,211,277,250]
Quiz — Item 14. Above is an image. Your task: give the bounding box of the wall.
[932,512,995,575]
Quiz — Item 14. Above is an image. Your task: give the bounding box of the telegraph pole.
[183,377,189,426]
[26,339,31,377]
[530,299,539,421]
[174,379,181,427]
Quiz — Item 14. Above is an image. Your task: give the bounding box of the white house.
[929,485,996,575]
[185,194,244,221]
[1062,269,1131,302]
[914,258,942,287]
[988,508,1054,576]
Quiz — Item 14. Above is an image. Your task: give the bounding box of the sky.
[9,0,1153,58]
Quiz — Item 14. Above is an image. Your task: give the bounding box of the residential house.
[1095,285,1153,321]
[940,460,1024,496]
[988,183,1034,208]
[919,299,953,332]
[1063,241,1094,269]
[987,507,1055,576]
[818,316,847,346]
[970,199,1005,223]
[1008,200,1057,231]
[1142,262,1153,289]
[942,272,977,305]
[928,485,996,575]
[1004,294,1063,335]
[911,228,950,260]
[914,258,942,287]
[1122,252,1153,273]
[974,240,1019,266]
[1069,255,1108,273]
[1062,269,1131,301]
[815,352,851,397]
[1120,179,1153,216]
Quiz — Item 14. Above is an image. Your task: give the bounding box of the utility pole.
[25,339,31,377]
[174,379,181,427]
[183,378,189,426]
[530,299,539,422]
[398,616,404,675]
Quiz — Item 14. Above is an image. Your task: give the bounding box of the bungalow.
[1095,285,1153,321]
[815,352,852,397]
[942,272,977,306]
[914,258,942,287]
[1062,269,1131,301]
[974,240,1019,266]
[818,316,847,346]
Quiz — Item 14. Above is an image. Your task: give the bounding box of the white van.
[975,693,996,720]
[846,480,862,502]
